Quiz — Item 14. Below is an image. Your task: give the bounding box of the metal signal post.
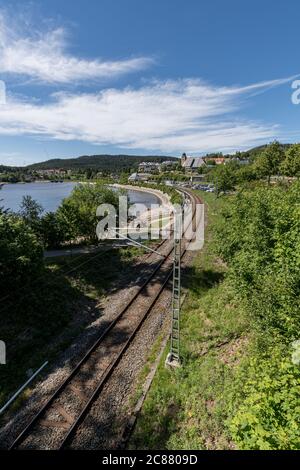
[106,206,184,368]
[166,208,182,368]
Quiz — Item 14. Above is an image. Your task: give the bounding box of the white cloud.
[0,77,290,154]
[0,13,152,84]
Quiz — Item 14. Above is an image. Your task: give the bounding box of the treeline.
[0,155,178,183]
[214,180,300,448]
[0,168,33,183]
[27,154,176,171]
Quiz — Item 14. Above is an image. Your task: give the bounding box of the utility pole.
[165,208,182,368]
[107,207,183,368]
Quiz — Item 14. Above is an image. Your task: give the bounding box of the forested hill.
[27,155,177,172]
[241,143,292,159]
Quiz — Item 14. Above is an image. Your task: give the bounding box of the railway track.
[9,189,202,450]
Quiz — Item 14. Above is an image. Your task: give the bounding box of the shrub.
[57,183,119,243]
[228,347,300,450]
[215,181,300,339]
[0,212,43,297]
[39,212,67,249]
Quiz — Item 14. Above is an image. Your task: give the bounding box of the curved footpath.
[112,183,174,228]
[112,183,173,210]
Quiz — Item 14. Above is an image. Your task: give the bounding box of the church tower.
[181,152,187,166]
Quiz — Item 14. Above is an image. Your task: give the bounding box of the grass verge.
[129,192,250,449]
[130,188,300,450]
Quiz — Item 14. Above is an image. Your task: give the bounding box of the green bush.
[57,182,119,243]
[215,181,300,339]
[280,143,300,177]
[39,212,67,249]
[213,181,300,449]
[0,212,43,297]
[228,347,300,449]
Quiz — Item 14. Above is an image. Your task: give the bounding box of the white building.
[128,172,151,182]
[138,162,161,173]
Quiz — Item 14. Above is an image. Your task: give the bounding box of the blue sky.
[0,0,299,165]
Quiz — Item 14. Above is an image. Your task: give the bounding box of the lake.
[0,182,161,213]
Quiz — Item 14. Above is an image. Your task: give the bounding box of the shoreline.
[0,181,173,216]
[111,183,174,230]
[0,180,73,185]
[111,183,173,210]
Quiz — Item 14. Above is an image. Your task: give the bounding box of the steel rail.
[9,237,171,450]
[59,190,201,449]
[10,189,201,450]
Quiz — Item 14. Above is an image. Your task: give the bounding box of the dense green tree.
[57,183,119,242]
[215,181,300,338]
[19,195,43,228]
[210,162,238,196]
[39,212,66,249]
[255,141,285,183]
[0,213,43,297]
[214,181,300,448]
[280,143,300,177]
[236,164,258,183]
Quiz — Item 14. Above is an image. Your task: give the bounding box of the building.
[190,174,206,184]
[181,153,206,172]
[138,162,161,173]
[203,156,225,165]
[163,179,175,186]
[36,168,70,177]
[228,157,250,165]
[160,160,178,170]
[128,172,150,182]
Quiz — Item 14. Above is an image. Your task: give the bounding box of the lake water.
[0,182,161,213]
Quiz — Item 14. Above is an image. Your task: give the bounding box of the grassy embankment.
[130,186,300,450]
[130,191,246,449]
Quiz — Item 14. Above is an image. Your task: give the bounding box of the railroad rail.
[9,189,202,450]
